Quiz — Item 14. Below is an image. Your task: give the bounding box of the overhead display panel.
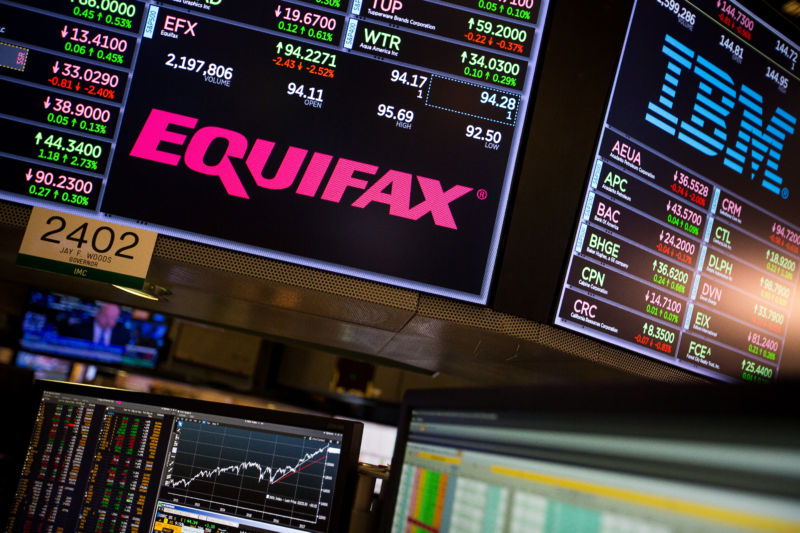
[0,0,550,303]
[555,0,800,382]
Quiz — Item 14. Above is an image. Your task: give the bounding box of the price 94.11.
[40,215,139,259]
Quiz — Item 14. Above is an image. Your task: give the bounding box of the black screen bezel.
[491,0,636,319]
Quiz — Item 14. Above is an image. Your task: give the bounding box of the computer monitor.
[19,290,171,369]
[6,381,363,533]
[380,384,800,532]
[14,351,73,381]
[357,420,396,467]
[335,416,397,466]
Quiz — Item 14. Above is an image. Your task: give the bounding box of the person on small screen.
[66,303,130,346]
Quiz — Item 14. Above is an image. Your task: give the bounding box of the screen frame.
[491,0,637,319]
[8,380,364,533]
[378,383,800,532]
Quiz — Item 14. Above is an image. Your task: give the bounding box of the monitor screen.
[336,417,396,466]
[19,290,170,369]
[381,386,800,533]
[14,351,73,381]
[357,420,396,466]
[0,0,551,303]
[553,0,800,382]
[6,381,363,533]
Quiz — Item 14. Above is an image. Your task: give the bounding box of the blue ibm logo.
[646,34,797,199]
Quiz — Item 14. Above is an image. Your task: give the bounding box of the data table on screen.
[0,0,551,302]
[555,0,800,383]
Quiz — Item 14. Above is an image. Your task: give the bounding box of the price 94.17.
[40,215,139,259]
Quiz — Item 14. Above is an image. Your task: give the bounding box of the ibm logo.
[646,34,797,199]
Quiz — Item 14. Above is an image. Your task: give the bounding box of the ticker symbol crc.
[573,299,597,319]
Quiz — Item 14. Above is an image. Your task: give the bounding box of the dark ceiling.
[769,0,800,25]
[0,201,707,387]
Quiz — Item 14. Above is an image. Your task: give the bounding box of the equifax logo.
[129,109,473,229]
[646,34,798,199]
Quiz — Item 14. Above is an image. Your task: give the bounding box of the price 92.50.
[466,124,502,144]
[40,215,139,259]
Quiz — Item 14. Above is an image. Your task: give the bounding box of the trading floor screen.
[7,387,348,533]
[555,0,800,382]
[389,408,800,533]
[0,0,551,302]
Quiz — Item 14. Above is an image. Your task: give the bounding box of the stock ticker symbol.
[130,109,474,229]
[645,34,797,199]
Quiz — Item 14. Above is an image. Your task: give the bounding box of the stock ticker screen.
[0,0,550,303]
[556,0,800,383]
[7,387,348,533]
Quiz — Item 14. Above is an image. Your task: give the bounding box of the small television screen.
[19,290,170,369]
[15,351,73,381]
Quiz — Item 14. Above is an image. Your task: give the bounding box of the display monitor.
[6,380,363,533]
[553,0,800,382]
[0,0,551,303]
[19,289,170,369]
[14,351,73,381]
[336,417,397,466]
[357,420,396,466]
[380,385,800,533]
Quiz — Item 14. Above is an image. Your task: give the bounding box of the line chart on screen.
[161,420,340,525]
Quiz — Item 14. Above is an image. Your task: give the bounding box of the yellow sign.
[18,207,157,289]
[416,451,461,465]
